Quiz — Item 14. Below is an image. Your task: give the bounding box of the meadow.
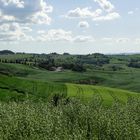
[0,62,140,92]
[0,71,139,104]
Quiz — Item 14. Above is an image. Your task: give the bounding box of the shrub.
[0,96,140,139]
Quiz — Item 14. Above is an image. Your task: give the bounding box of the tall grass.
[0,96,140,140]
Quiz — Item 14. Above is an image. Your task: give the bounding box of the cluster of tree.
[107,65,123,71]
[128,59,140,68]
[38,58,86,72]
[38,59,55,71]
[0,50,14,55]
[0,58,37,66]
[0,50,111,72]
[77,53,110,66]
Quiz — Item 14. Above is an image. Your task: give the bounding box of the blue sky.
[0,0,140,54]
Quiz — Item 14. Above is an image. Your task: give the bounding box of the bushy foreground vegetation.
[0,96,140,140]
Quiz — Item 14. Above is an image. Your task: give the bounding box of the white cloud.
[135,38,140,44]
[93,12,120,21]
[95,23,99,26]
[21,26,32,32]
[78,21,89,28]
[0,22,32,33]
[128,11,134,15]
[0,23,33,42]
[65,7,102,18]
[37,29,95,43]
[0,10,15,22]
[128,8,139,15]
[37,29,73,42]
[102,37,113,41]
[65,0,120,22]
[65,7,120,21]
[37,30,46,34]
[73,35,94,43]
[94,0,114,12]
[116,38,130,43]
[1,0,25,8]
[0,0,53,42]
[102,37,140,45]
[30,11,51,25]
[0,0,53,25]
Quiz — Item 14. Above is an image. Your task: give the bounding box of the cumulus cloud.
[0,23,32,32]
[37,29,73,42]
[0,10,15,22]
[0,0,53,25]
[0,23,33,42]
[0,0,53,42]
[65,7,120,21]
[65,7,102,18]
[65,0,120,22]
[93,12,120,21]
[94,0,114,12]
[78,21,89,28]
[37,29,95,43]
[30,11,52,25]
[1,0,25,8]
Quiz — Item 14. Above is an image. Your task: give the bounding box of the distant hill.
[0,50,15,55]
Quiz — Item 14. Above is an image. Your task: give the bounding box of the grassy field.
[0,74,139,105]
[66,84,139,104]
[0,62,139,105]
[0,63,140,92]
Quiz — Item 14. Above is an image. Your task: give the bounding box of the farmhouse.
[55,67,63,72]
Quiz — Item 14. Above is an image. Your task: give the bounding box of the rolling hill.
[0,74,139,105]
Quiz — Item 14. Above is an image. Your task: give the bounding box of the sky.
[0,0,140,54]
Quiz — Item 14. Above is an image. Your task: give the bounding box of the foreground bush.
[0,96,140,140]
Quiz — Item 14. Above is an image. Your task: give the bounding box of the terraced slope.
[0,75,67,101]
[66,84,139,104]
[0,74,139,103]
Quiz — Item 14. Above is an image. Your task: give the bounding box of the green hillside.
[66,84,139,105]
[0,74,139,105]
[0,53,140,104]
[0,62,140,93]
